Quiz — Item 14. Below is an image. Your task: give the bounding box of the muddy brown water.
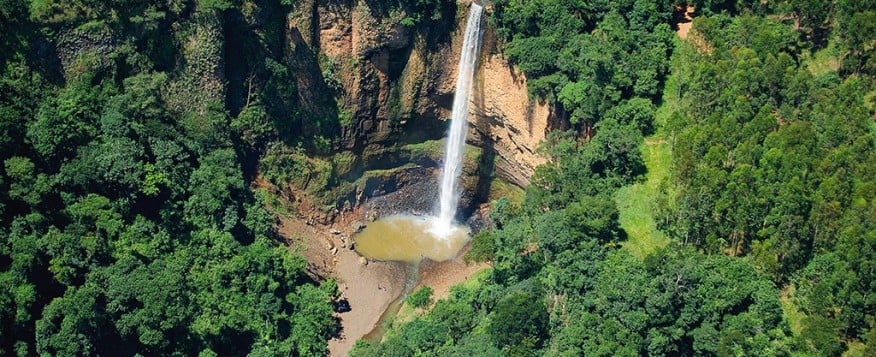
[354,215,470,263]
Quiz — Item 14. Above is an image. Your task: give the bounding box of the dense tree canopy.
[0,0,352,355]
[659,3,876,354]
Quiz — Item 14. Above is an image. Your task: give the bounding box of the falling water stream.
[433,2,484,237]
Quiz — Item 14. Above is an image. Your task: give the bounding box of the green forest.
[0,0,874,356]
[0,0,346,355]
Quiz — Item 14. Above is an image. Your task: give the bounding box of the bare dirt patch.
[327,247,407,356]
[416,245,489,302]
[675,5,695,39]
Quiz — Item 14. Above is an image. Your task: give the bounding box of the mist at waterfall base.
[354,4,483,263]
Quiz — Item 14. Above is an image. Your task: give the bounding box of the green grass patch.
[401,140,483,163]
[456,267,492,290]
[487,178,525,205]
[780,285,806,336]
[864,90,876,113]
[256,187,294,217]
[331,151,357,178]
[401,139,445,161]
[615,136,671,259]
[844,341,867,357]
[804,42,841,77]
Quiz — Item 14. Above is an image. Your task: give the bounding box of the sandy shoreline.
[277,216,405,356]
[328,249,408,355]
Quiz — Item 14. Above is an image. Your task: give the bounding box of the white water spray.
[432,4,484,238]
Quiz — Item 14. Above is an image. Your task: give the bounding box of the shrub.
[407,286,434,309]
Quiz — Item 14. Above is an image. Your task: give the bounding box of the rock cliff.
[290,0,552,189]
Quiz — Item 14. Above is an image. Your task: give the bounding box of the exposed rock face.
[289,0,435,150]
[290,0,551,188]
[473,55,551,186]
[470,41,551,187]
[433,6,552,187]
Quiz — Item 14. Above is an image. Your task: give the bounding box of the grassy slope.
[613,51,680,259]
[614,137,671,259]
[780,286,806,336]
[487,177,525,205]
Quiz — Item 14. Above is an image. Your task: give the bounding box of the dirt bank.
[675,5,695,39]
[416,245,489,301]
[327,248,408,355]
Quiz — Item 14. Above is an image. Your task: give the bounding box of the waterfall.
[433,3,484,237]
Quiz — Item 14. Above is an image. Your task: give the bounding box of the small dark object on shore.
[333,298,351,313]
